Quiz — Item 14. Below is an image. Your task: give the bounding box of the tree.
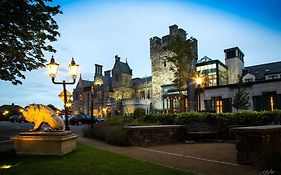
[163,34,196,111]
[163,35,194,91]
[0,0,62,85]
[232,82,250,112]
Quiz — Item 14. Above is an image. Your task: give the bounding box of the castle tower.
[150,25,198,111]
[224,47,245,84]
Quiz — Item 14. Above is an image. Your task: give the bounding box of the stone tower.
[224,47,244,84]
[150,25,198,111]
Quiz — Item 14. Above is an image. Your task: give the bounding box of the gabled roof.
[81,79,92,87]
[113,57,132,75]
[197,56,212,63]
[119,62,132,74]
[243,61,281,81]
[101,76,112,89]
[75,76,93,90]
[132,76,152,85]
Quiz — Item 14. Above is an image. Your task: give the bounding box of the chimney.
[95,64,103,76]
[115,55,120,62]
[104,70,111,77]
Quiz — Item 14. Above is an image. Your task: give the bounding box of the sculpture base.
[11,131,78,156]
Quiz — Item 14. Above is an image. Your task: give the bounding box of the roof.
[74,76,93,91]
[132,76,152,85]
[243,61,281,81]
[196,59,228,69]
[224,47,244,56]
[113,59,132,75]
[101,76,112,88]
[81,79,92,87]
[120,62,132,74]
[197,56,212,63]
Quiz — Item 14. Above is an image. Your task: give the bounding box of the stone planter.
[11,131,78,155]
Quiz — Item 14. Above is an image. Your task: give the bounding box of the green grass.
[0,144,196,175]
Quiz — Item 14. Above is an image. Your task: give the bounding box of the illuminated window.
[270,96,275,111]
[216,99,223,113]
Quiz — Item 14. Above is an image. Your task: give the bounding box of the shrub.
[133,108,146,120]
[85,110,281,141]
[83,123,130,146]
[106,115,134,125]
[104,125,130,146]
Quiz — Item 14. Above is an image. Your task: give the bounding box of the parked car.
[9,115,22,123]
[97,117,105,122]
[17,115,28,123]
[59,115,73,122]
[69,115,99,125]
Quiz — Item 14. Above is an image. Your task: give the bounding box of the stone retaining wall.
[124,125,185,147]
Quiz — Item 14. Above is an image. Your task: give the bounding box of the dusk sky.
[1,0,281,109]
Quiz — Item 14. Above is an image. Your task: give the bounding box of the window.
[216,99,223,113]
[244,78,253,82]
[265,68,270,72]
[212,97,222,113]
[267,74,278,80]
[164,60,166,67]
[227,50,236,59]
[270,96,275,111]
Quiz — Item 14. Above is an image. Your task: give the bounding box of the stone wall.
[234,125,281,168]
[124,125,185,147]
[151,52,175,110]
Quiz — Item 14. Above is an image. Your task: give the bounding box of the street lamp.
[90,86,95,128]
[47,56,79,131]
[3,110,9,118]
[195,73,204,112]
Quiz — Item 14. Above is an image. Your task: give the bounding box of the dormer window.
[265,68,270,72]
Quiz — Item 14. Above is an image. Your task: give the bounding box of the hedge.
[83,123,130,146]
[144,110,281,126]
[83,110,281,144]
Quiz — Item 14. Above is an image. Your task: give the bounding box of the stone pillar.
[233,125,281,168]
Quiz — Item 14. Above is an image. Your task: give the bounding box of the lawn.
[0,144,196,175]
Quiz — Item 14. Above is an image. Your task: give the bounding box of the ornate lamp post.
[195,74,203,112]
[47,56,79,131]
[90,86,95,128]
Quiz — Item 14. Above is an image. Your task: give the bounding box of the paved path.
[78,137,261,175]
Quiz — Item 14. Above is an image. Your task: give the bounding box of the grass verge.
[0,144,196,175]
